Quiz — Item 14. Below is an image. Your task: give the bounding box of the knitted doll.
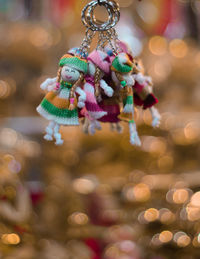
[132,60,161,127]
[97,75,122,133]
[83,50,114,135]
[112,41,161,128]
[37,54,87,145]
[111,53,141,146]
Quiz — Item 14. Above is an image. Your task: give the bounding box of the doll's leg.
[110,123,123,133]
[116,123,123,133]
[150,107,161,128]
[82,118,90,134]
[88,120,102,135]
[110,123,115,132]
[53,123,64,145]
[44,121,55,141]
[94,120,101,130]
[88,121,96,135]
[129,122,141,146]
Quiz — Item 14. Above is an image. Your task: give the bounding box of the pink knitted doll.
[97,75,122,133]
[83,50,114,135]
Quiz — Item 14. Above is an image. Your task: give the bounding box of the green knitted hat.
[111,53,133,73]
[59,54,88,74]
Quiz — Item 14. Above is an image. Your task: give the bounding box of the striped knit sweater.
[37,81,79,126]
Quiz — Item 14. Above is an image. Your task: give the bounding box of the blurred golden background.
[0,0,200,258]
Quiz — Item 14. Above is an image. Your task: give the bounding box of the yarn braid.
[94,67,102,98]
[57,67,62,84]
[69,73,84,110]
[115,72,124,84]
[115,72,130,103]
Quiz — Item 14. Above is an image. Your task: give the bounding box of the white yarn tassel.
[129,122,141,146]
[150,107,161,128]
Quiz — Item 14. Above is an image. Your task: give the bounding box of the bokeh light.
[169,39,188,58]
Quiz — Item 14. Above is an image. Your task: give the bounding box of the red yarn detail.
[143,94,158,109]
[134,93,144,107]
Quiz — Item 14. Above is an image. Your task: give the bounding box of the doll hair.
[115,71,125,83]
[115,72,130,98]
[94,67,102,97]
[69,72,84,99]
[56,67,62,84]
[56,67,84,98]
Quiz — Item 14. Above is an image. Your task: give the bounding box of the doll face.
[61,65,80,83]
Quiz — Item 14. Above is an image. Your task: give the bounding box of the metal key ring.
[81,0,120,31]
[88,0,120,31]
[88,2,114,31]
[82,1,114,31]
[90,1,120,30]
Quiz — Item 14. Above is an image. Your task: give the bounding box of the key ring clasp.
[82,0,120,31]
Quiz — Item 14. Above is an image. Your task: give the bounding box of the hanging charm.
[37,0,160,146]
[37,55,88,145]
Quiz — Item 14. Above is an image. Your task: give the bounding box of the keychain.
[115,40,161,128]
[110,52,141,146]
[132,61,161,128]
[37,0,160,146]
[81,0,142,145]
[37,54,87,145]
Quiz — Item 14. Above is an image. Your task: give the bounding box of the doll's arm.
[144,75,153,85]
[76,87,86,108]
[133,73,146,85]
[40,77,57,92]
[123,74,135,87]
[99,79,114,97]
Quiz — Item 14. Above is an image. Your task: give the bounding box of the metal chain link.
[79,0,120,57]
[82,0,120,31]
[79,28,96,58]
